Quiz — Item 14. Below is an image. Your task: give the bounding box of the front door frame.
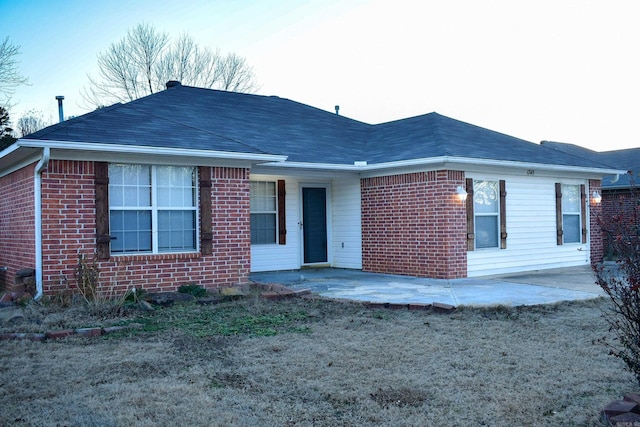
[299,183,332,267]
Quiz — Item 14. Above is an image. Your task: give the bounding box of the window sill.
[109,252,202,262]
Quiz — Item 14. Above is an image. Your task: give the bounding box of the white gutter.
[258,156,626,175]
[33,147,50,300]
[17,139,287,163]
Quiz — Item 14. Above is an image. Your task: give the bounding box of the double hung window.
[108,164,197,254]
[466,179,507,251]
[555,183,586,245]
[250,181,277,244]
[561,185,581,243]
[474,180,500,249]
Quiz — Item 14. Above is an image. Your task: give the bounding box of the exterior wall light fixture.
[456,185,468,201]
[591,190,602,205]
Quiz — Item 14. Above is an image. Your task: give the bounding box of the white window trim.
[109,164,199,255]
[473,180,500,250]
[561,184,582,245]
[250,180,278,245]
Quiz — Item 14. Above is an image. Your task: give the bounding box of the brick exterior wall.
[39,161,251,296]
[600,186,635,260]
[589,179,603,264]
[361,170,467,279]
[0,164,36,289]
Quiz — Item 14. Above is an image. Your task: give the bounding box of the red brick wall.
[361,170,467,279]
[0,164,36,288]
[600,187,636,260]
[588,179,603,264]
[40,161,251,296]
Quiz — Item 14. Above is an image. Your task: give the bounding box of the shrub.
[594,174,640,385]
[73,253,131,316]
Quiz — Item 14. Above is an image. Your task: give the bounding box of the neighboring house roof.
[2,83,624,175]
[542,141,640,189]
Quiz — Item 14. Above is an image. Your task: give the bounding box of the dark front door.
[302,187,328,264]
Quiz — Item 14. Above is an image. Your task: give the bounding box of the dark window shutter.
[580,184,587,244]
[95,162,110,260]
[465,178,475,251]
[199,166,213,255]
[555,183,563,245]
[277,179,286,245]
[499,180,507,249]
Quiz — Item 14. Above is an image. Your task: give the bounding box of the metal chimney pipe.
[55,96,64,123]
[335,105,340,115]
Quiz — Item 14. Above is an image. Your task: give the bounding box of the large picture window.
[108,164,197,254]
[250,181,277,244]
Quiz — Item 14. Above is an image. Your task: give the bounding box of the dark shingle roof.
[541,141,640,188]
[23,84,619,170]
[365,114,610,168]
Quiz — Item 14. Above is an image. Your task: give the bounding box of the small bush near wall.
[594,179,640,386]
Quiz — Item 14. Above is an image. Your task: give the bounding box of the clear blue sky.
[2,0,639,151]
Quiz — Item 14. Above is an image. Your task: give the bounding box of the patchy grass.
[0,296,636,426]
[122,303,313,337]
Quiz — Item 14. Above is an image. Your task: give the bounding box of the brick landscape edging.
[0,326,127,342]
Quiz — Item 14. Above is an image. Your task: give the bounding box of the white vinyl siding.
[331,177,363,269]
[468,174,590,277]
[250,174,362,272]
[251,176,300,272]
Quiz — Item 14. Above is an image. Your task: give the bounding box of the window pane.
[109,164,151,207]
[109,210,151,253]
[562,185,580,213]
[473,181,499,214]
[251,213,276,244]
[157,166,196,208]
[563,214,581,243]
[158,210,196,251]
[250,181,276,212]
[475,216,499,249]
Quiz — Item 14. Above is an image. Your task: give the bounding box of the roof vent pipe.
[335,105,339,115]
[55,96,64,123]
[166,80,181,89]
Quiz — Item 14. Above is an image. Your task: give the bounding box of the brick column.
[589,179,603,264]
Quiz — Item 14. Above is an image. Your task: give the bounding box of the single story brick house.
[0,82,624,298]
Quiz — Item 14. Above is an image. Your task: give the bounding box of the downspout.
[34,147,50,300]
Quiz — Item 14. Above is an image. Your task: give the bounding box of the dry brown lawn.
[0,295,635,426]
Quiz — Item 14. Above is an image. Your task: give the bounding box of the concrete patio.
[250,265,609,307]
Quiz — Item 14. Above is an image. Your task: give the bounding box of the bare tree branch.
[219,53,257,93]
[0,37,29,108]
[17,109,48,137]
[82,24,258,109]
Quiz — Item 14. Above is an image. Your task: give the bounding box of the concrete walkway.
[250,265,608,307]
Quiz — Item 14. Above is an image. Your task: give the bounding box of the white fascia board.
[16,139,287,163]
[256,161,363,172]
[364,156,627,175]
[258,156,626,176]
